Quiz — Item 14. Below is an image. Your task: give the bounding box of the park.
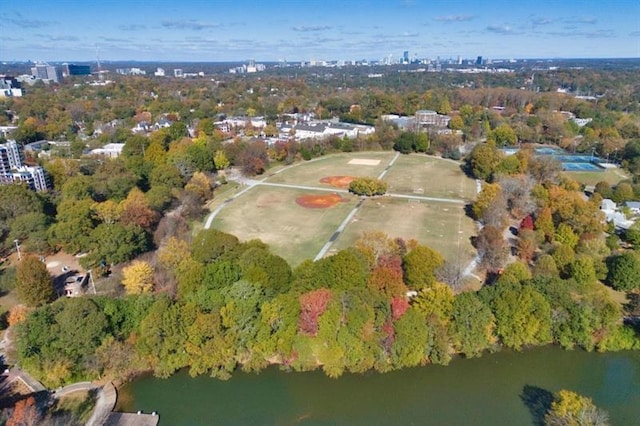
[205,152,478,268]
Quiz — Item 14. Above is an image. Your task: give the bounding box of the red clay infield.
[320,176,356,188]
[296,193,347,209]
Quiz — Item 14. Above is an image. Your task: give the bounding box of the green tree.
[402,245,444,289]
[607,252,640,291]
[16,255,55,307]
[449,292,495,357]
[467,143,502,181]
[191,229,240,264]
[489,124,517,147]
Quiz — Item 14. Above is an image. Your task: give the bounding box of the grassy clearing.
[53,390,97,424]
[564,168,630,186]
[212,186,358,266]
[265,152,395,186]
[332,197,477,264]
[383,155,476,200]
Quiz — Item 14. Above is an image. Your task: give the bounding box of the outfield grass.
[564,168,630,186]
[265,152,395,186]
[331,197,477,264]
[383,155,477,200]
[212,186,358,266]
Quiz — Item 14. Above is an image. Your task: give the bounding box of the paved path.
[53,381,99,398]
[87,382,117,426]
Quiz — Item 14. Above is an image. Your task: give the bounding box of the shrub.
[348,177,387,196]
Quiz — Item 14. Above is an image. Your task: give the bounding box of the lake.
[117,346,640,425]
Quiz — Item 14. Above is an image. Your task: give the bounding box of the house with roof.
[132,121,152,134]
[625,201,640,216]
[89,143,125,158]
[601,198,635,230]
[153,117,173,130]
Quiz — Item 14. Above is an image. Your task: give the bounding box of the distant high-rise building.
[30,64,61,83]
[65,64,91,76]
[476,56,483,65]
[174,69,183,78]
[457,55,462,65]
[403,51,409,63]
[0,140,50,191]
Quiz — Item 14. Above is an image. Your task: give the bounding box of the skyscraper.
[403,51,409,64]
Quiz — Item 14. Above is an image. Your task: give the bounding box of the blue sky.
[1,0,639,62]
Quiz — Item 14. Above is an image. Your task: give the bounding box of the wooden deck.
[105,412,159,426]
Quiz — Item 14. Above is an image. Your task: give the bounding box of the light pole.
[13,239,21,261]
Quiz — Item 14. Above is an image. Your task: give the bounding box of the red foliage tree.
[298,288,332,336]
[7,396,42,426]
[381,319,395,354]
[520,215,534,231]
[368,255,407,297]
[390,297,409,321]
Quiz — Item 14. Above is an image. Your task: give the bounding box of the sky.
[1,0,639,62]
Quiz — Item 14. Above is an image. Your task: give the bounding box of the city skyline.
[1,0,639,62]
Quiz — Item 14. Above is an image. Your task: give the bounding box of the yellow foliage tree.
[184,172,213,201]
[122,260,154,294]
[157,237,191,271]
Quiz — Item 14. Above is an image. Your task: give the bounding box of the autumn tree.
[7,396,42,426]
[299,288,332,336]
[545,389,609,426]
[16,255,55,307]
[476,225,509,272]
[119,187,158,230]
[122,260,154,294]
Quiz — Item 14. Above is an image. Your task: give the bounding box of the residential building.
[0,140,50,191]
[0,77,23,97]
[415,110,451,128]
[89,143,125,158]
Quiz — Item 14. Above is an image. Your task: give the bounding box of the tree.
[214,150,230,170]
[184,172,213,202]
[16,255,55,307]
[607,252,640,291]
[7,395,42,426]
[299,288,332,336]
[489,124,517,147]
[449,292,495,357]
[476,225,509,272]
[191,229,239,264]
[545,389,609,426]
[402,245,444,289]
[119,188,158,230]
[122,260,154,294]
[467,143,502,181]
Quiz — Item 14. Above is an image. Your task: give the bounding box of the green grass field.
[383,155,477,200]
[331,197,477,264]
[265,152,395,185]
[208,152,478,266]
[211,186,358,266]
[564,168,630,186]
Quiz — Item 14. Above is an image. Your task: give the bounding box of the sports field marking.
[348,159,381,166]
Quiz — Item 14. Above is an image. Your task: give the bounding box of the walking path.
[53,381,98,398]
[87,382,117,426]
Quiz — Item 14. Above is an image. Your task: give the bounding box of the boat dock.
[105,411,159,426]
